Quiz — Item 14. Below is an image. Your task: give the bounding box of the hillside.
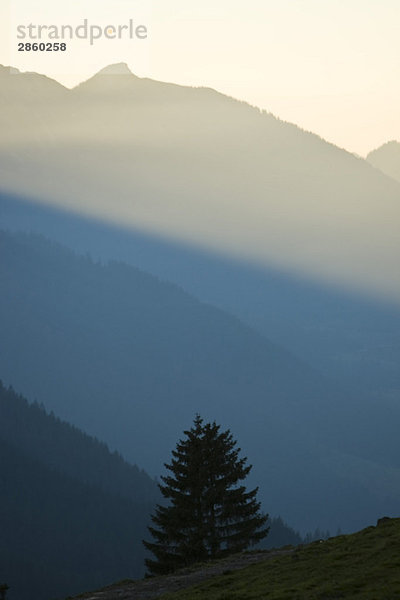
[1,230,400,534]
[0,382,158,600]
[0,381,157,503]
[0,64,400,302]
[367,140,400,183]
[0,439,151,600]
[71,518,400,600]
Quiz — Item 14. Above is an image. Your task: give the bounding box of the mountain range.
[1,63,400,302]
[2,189,400,403]
[1,62,399,405]
[1,63,400,544]
[1,229,399,538]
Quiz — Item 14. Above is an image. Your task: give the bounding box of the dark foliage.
[144,416,269,575]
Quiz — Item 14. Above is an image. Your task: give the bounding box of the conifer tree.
[143,415,269,575]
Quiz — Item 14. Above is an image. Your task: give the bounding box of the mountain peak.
[73,62,140,94]
[366,140,400,183]
[96,63,134,76]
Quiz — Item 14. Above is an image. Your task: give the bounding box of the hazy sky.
[1,0,399,155]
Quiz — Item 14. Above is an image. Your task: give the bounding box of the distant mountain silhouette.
[367,140,400,183]
[0,65,66,100]
[2,189,399,404]
[0,64,400,301]
[1,230,399,534]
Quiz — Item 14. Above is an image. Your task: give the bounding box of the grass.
[159,518,400,600]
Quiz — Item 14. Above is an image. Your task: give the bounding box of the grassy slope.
[160,519,400,600]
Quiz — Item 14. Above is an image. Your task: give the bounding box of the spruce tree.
[143,415,269,575]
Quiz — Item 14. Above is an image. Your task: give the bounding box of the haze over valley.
[1,61,399,600]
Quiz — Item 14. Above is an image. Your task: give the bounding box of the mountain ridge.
[367,140,400,183]
[0,379,157,503]
[1,64,400,301]
[2,189,399,399]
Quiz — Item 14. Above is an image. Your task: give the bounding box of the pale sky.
[1,0,400,155]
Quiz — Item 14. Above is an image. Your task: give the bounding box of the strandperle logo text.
[17,19,148,45]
